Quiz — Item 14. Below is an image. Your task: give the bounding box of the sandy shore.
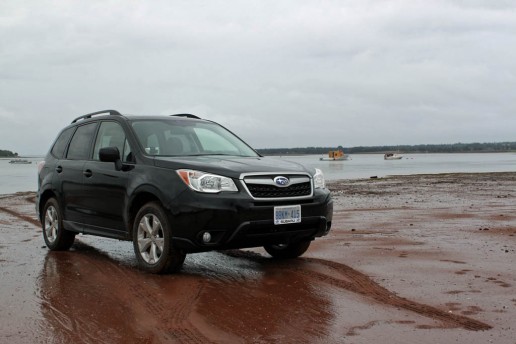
[1,172,515,343]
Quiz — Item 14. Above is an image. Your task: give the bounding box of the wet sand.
[1,172,515,343]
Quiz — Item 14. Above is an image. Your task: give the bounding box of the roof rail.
[71,110,123,123]
[170,113,201,119]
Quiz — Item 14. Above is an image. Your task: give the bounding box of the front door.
[81,121,133,235]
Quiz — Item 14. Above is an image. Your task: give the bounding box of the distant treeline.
[257,141,516,155]
[0,149,18,157]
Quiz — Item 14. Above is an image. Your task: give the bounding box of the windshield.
[131,119,259,157]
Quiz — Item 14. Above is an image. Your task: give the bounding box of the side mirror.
[99,147,122,170]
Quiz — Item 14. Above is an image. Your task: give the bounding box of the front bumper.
[167,189,333,253]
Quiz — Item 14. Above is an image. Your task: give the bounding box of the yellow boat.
[320,150,349,161]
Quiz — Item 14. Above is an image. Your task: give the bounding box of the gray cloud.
[1,0,515,154]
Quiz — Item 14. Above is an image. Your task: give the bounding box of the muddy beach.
[1,172,515,343]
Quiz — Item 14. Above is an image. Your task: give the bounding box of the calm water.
[287,152,516,181]
[1,153,515,194]
[0,158,42,194]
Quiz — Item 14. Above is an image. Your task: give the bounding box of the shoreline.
[2,171,514,197]
[328,170,516,181]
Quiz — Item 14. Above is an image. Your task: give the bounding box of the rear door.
[55,122,98,224]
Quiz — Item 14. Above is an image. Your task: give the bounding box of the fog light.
[202,232,212,243]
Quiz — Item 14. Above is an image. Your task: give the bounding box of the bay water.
[285,152,516,181]
[1,153,514,195]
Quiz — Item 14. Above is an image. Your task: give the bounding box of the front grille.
[243,174,312,200]
[246,182,312,198]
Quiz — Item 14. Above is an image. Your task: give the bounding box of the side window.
[93,122,127,161]
[131,121,166,156]
[51,127,75,158]
[66,123,97,160]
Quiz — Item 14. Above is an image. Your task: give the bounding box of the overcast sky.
[1,1,515,155]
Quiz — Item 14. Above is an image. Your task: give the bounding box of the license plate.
[274,205,301,225]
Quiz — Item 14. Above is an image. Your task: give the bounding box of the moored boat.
[320,150,349,161]
[384,153,402,160]
[9,159,32,164]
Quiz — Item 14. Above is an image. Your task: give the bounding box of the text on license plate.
[274,205,301,225]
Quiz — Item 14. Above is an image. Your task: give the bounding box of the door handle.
[83,169,93,178]
[56,166,63,173]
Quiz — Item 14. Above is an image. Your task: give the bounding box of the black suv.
[36,110,333,273]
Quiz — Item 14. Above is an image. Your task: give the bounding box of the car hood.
[153,156,314,179]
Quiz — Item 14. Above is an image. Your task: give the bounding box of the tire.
[264,240,311,259]
[132,202,186,274]
[42,198,75,251]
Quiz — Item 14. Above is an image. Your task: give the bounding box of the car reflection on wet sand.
[38,241,333,343]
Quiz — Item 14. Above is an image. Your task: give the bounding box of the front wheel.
[133,202,186,274]
[264,240,311,259]
[42,198,75,250]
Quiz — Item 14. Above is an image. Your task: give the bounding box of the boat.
[384,153,402,160]
[9,159,32,164]
[320,150,349,161]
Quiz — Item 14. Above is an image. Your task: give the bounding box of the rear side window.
[66,123,97,160]
[51,127,75,158]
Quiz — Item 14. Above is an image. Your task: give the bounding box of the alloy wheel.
[44,205,58,244]
[137,214,165,264]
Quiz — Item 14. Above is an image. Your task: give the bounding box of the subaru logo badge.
[274,176,290,187]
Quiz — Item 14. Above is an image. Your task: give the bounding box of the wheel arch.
[127,189,164,236]
[38,189,59,223]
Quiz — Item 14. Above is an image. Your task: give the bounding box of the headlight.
[313,168,325,189]
[177,169,238,193]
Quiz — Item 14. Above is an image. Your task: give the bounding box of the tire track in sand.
[224,250,492,331]
[0,205,40,227]
[302,258,491,331]
[0,193,40,227]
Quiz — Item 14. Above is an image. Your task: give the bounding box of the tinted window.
[66,123,97,160]
[51,127,75,158]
